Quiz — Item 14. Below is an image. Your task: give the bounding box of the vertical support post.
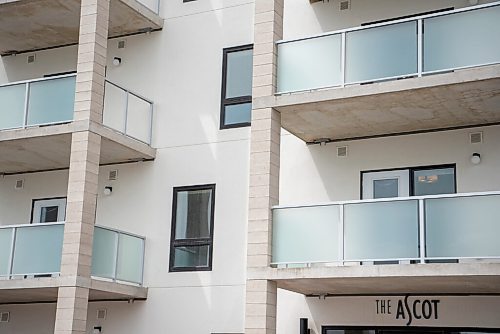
[341,32,346,87]
[139,237,146,285]
[149,103,154,145]
[113,232,120,282]
[23,82,30,128]
[246,1,283,333]
[417,19,423,77]
[419,199,426,264]
[123,91,129,134]
[54,0,109,333]
[7,227,17,278]
[339,204,344,265]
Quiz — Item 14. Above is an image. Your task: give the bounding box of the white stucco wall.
[0,0,499,333]
[280,125,500,205]
[283,0,496,40]
[277,289,500,334]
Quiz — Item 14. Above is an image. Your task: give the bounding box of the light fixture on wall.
[103,186,113,196]
[469,0,479,5]
[112,57,122,66]
[92,326,102,334]
[470,153,481,165]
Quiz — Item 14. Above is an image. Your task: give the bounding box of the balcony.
[255,192,500,295]
[0,223,146,303]
[258,3,500,143]
[0,74,155,174]
[0,0,163,56]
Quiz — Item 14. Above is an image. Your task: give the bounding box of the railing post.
[8,227,17,279]
[149,102,154,145]
[417,19,423,77]
[156,0,160,14]
[113,232,120,282]
[123,91,129,135]
[419,199,426,264]
[341,32,346,87]
[339,204,345,265]
[23,82,30,128]
[140,238,145,285]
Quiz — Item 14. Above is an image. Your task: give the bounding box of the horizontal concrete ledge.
[0,121,86,142]
[255,64,500,110]
[0,0,163,55]
[119,0,164,29]
[255,63,500,143]
[248,263,500,295]
[0,121,155,174]
[90,121,156,160]
[90,278,148,300]
[0,276,147,303]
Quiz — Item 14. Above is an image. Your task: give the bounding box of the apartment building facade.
[0,0,499,334]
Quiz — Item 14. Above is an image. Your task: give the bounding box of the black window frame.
[220,44,254,130]
[169,184,216,272]
[30,196,67,224]
[360,164,457,199]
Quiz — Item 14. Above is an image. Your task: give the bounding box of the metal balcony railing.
[0,223,145,285]
[103,80,154,145]
[91,226,145,285]
[272,192,500,267]
[0,74,76,130]
[276,2,500,94]
[0,75,154,145]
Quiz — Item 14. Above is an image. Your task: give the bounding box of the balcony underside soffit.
[0,123,155,174]
[0,0,163,56]
[273,67,500,143]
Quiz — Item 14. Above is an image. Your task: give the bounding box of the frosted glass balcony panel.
[344,200,419,260]
[0,228,13,276]
[116,233,144,284]
[272,205,340,264]
[424,6,500,72]
[126,94,152,143]
[91,227,118,279]
[27,76,75,126]
[11,224,64,275]
[425,195,500,258]
[103,82,127,133]
[277,34,342,93]
[0,84,25,130]
[345,21,417,83]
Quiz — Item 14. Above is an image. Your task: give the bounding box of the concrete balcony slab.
[249,263,500,296]
[256,64,500,143]
[0,277,147,303]
[0,121,156,174]
[0,0,163,56]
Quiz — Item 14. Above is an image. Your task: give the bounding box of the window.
[361,165,456,199]
[220,45,253,129]
[169,184,216,272]
[31,197,67,223]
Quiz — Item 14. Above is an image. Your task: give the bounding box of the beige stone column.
[54,0,109,333]
[246,1,283,333]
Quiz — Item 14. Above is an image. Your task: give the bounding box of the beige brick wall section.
[74,0,110,123]
[55,0,109,333]
[246,0,283,333]
[246,280,278,334]
[54,287,90,334]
